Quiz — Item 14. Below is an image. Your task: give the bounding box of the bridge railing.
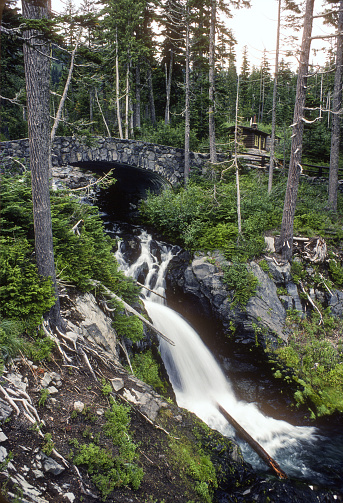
[236,152,342,178]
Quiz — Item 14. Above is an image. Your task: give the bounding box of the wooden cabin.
[228,123,269,151]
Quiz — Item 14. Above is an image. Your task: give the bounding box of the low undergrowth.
[269,309,343,418]
[70,398,143,500]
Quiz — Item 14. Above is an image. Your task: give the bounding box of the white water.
[116,230,319,479]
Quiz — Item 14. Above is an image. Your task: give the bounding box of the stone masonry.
[1,136,226,186]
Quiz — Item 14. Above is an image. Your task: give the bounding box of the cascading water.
[114,226,343,487]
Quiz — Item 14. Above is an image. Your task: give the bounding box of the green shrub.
[0,317,26,361]
[0,237,55,332]
[222,261,259,307]
[328,259,343,286]
[111,300,144,343]
[272,313,343,416]
[169,437,217,503]
[198,223,238,251]
[130,350,166,393]
[42,433,55,456]
[72,399,143,498]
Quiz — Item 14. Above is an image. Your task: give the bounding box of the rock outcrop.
[167,251,343,347]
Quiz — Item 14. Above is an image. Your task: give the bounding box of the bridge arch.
[74,160,170,221]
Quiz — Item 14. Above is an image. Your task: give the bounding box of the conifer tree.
[22,0,63,329]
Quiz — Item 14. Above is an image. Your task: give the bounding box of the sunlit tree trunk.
[328,0,343,212]
[268,0,281,194]
[165,48,173,125]
[115,27,123,139]
[22,0,62,329]
[279,0,315,261]
[147,64,156,125]
[134,64,141,129]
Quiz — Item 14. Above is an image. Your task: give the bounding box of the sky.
[49,0,334,72]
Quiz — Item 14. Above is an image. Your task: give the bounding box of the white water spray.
[116,230,318,478]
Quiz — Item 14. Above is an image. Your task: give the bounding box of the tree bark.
[217,404,288,480]
[235,75,242,234]
[22,0,62,329]
[279,0,315,261]
[268,0,281,194]
[115,27,123,139]
[184,13,190,186]
[147,63,156,126]
[125,59,130,139]
[134,64,141,129]
[165,48,173,125]
[209,0,217,164]
[328,0,343,212]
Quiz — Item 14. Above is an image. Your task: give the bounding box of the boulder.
[167,253,288,346]
[328,289,343,317]
[74,292,118,361]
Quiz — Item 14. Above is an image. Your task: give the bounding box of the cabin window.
[254,134,259,147]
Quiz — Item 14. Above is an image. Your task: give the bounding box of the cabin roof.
[227,126,269,138]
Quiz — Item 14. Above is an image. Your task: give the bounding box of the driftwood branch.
[216,403,288,480]
[299,281,323,325]
[137,282,167,300]
[91,280,175,346]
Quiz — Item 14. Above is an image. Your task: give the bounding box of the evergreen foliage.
[0,173,141,361]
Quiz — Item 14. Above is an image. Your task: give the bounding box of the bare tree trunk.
[209,0,217,164]
[165,48,173,125]
[95,89,111,137]
[134,64,141,129]
[90,89,94,131]
[147,64,156,126]
[22,0,62,329]
[115,27,123,139]
[51,30,81,142]
[328,0,343,212]
[268,0,281,194]
[279,0,314,261]
[125,60,130,139]
[184,15,190,186]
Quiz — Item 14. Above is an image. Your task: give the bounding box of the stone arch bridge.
[1,136,224,186]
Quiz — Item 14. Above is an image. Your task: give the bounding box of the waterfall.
[115,229,322,480]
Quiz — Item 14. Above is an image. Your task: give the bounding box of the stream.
[105,222,343,493]
[85,164,343,494]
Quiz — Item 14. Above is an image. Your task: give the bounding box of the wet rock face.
[167,253,288,346]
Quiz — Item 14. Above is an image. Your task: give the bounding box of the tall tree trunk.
[279,0,315,261]
[147,64,156,125]
[268,0,281,194]
[184,14,190,186]
[89,89,93,130]
[209,0,217,164]
[134,64,141,129]
[22,0,62,329]
[235,75,242,234]
[328,0,343,212]
[125,59,130,139]
[165,48,173,125]
[51,31,81,142]
[115,27,123,139]
[95,89,111,137]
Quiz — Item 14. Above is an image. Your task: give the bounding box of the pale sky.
[49,0,334,72]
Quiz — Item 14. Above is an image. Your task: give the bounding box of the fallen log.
[216,403,288,480]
